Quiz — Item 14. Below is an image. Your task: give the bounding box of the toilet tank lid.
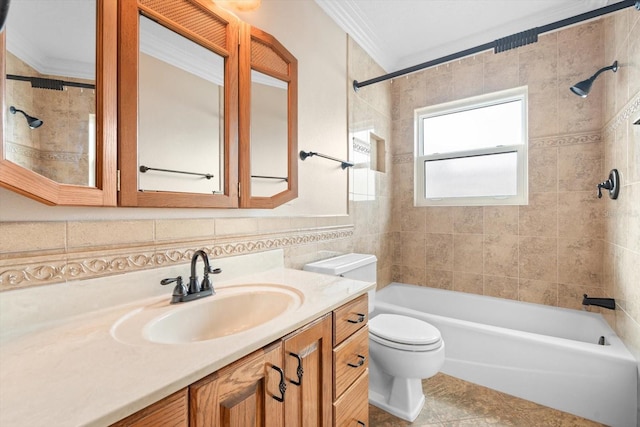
[303,253,377,276]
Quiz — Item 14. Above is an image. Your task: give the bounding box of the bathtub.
[373,283,637,427]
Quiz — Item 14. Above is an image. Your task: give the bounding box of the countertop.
[0,251,374,427]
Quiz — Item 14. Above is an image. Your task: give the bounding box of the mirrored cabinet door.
[0,0,117,206]
[118,0,239,208]
[239,23,298,209]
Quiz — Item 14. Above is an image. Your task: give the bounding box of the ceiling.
[314,0,616,73]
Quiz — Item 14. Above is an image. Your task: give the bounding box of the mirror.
[0,0,117,205]
[250,70,288,197]
[118,0,238,208]
[137,15,224,195]
[239,24,298,208]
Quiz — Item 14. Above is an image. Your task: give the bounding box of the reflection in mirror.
[250,70,288,197]
[4,0,97,186]
[137,15,224,195]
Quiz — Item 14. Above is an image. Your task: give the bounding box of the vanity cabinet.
[332,294,369,426]
[190,314,332,427]
[110,389,189,427]
[110,300,364,427]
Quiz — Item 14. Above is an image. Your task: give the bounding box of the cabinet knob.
[357,421,366,427]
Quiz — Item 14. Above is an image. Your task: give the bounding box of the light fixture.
[214,0,261,12]
[570,60,618,98]
[9,106,43,129]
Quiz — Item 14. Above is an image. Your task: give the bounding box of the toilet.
[304,253,445,422]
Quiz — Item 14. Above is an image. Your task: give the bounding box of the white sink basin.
[112,284,303,345]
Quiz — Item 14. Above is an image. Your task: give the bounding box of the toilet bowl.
[303,253,445,422]
[368,313,445,421]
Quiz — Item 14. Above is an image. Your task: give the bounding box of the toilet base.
[369,375,426,422]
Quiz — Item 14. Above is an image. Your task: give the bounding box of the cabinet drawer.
[333,294,368,346]
[334,370,369,427]
[110,389,188,427]
[333,326,369,399]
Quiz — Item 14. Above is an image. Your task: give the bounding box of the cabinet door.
[190,343,285,427]
[282,314,333,427]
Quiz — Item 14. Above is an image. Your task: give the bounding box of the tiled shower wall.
[6,53,94,186]
[390,13,638,324]
[602,8,640,368]
[348,36,394,287]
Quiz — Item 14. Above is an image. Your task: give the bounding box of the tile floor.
[369,373,606,426]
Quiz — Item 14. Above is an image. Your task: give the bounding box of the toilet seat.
[369,314,442,351]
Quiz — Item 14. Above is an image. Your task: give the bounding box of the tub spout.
[582,294,615,310]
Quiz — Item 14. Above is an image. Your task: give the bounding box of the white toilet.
[304,253,445,422]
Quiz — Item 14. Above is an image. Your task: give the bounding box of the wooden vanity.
[111,294,369,427]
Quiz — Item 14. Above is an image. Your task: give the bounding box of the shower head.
[570,61,618,98]
[9,106,43,129]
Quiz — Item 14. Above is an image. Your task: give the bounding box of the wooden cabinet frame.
[239,23,298,209]
[118,0,239,208]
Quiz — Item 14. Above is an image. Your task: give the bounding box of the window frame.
[414,86,528,207]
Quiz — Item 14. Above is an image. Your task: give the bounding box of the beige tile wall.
[348,36,394,287]
[602,8,640,369]
[390,15,630,318]
[0,216,357,291]
[6,53,95,186]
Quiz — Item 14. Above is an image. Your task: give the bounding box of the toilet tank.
[303,253,377,312]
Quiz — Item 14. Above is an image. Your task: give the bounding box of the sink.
[111,284,303,345]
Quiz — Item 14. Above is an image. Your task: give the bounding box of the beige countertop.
[0,250,374,427]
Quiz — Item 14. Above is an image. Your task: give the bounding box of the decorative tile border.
[603,94,640,137]
[392,153,413,164]
[5,142,87,163]
[529,131,601,148]
[0,225,354,291]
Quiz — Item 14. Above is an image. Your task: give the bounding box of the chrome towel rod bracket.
[299,151,354,169]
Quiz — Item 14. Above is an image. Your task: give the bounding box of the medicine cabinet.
[1,0,298,209]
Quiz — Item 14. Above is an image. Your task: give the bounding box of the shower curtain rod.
[7,74,95,91]
[353,0,639,91]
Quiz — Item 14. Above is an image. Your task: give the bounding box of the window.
[414,86,528,206]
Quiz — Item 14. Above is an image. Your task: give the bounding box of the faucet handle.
[161,276,182,286]
[161,276,188,304]
[201,268,221,292]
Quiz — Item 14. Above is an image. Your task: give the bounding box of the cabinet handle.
[288,352,304,386]
[357,421,366,427]
[347,354,366,368]
[347,313,366,324]
[271,365,287,402]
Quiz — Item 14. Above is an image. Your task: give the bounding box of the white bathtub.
[373,283,637,427]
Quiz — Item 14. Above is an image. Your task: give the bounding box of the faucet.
[582,294,615,310]
[160,250,221,304]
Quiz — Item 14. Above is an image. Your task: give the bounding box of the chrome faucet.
[160,250,221,304]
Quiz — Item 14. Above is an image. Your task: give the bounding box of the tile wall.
[391,17,609,311]
[602,7,640,370]
[348,36,394,287]
[5,53,95,185]
[388,7,639,381]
